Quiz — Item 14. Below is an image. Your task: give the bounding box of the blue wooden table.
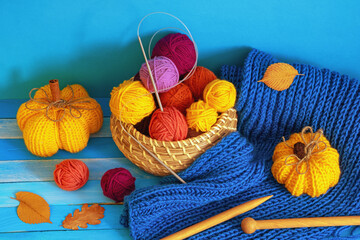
[0,98,161,240]
[1,98,359,239]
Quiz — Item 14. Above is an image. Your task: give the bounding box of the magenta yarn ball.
[151,33,196,75]
[139,56,179,93]
[100,168,136,202]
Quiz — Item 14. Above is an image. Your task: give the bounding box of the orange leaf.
[11,191,52,224]
[258,63,304,91]
[62,204,105,230]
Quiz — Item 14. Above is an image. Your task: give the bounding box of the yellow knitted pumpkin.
[17,80,103,157]
[271,126,340,197]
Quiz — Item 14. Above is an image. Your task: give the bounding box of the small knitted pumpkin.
[272,126,340,197]
[17,80,103,157]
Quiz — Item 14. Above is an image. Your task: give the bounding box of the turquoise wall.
[1,0,359,99]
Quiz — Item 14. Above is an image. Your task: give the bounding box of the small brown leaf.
[11,191,52,224]
[258,63,304,91]
[62,204,105,230]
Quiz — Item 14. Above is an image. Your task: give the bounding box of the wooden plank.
[0,179,160,207]
[0,205,127,233]
[0,98,110,119]
[0,158,158,182]
[0,230,132,240]
[0,117,111,139]
[0,99,24,119]
[0,137,123,160]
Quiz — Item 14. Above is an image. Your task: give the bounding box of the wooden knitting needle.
[241,216,360,234]
[160,195,273,240]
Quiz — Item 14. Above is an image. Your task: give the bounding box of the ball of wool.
[133,72,141,81]
[187,128,203,138]
[151,33,196,75]
[101,168,136,202]
[53,159,89,191]
[159,83,194,114]
[139,56,179,93]
[109,80,156,125]
[203,79,237,112]
[186,100,218,132]
[149,107,188,141]
[184,66,217,100]
[134,113,153,137]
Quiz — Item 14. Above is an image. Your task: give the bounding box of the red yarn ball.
[159,83,194,114]
[101,168,136,202]
[149,107,188,141]
[184,66,217,100]
[152,33,196,75]
[53,159,89,191]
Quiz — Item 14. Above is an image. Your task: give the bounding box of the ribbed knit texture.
[17,84,103,157]
[122,49,360,239]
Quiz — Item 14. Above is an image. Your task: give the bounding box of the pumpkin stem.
[49,79,61,102]
[293,142,306,159]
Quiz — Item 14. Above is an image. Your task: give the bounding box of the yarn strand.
[137,12,199,94]
[111,12,201,184]
[283,126,328,174]
[25,86,98,122]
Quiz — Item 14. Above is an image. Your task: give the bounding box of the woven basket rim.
[112,107,237,146]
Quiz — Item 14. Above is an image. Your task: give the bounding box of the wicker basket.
[110,108,237,176]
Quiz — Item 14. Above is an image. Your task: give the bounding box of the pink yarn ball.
[151,33,196,75]
[139,56,179,93]
[100,168,136,202]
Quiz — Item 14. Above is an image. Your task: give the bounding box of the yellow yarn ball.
[109,80,156,125]
[272,128,340,198]
[186,100,218,132]
[203,79,236,112]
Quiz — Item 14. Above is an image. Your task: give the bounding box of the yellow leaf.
[258,63,304,91]
[11,191,52,224]
[62,204,105,230]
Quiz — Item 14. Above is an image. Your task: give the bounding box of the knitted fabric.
[122,49,360,239]
[17,84,103,157]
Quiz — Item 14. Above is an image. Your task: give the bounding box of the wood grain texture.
[0,98,147,240]
[0,229,132,240]
[0,138,122,160]
[0,118,111,139]
[1,179,160,207]
[0,158,156,183]
[0,205,125,232]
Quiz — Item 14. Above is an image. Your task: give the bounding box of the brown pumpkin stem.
[293,142,306,159]
[49,79,61,102]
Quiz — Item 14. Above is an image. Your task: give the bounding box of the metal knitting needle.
[241,216,360,234]
[161,195,273,240]
[137,35,164,112]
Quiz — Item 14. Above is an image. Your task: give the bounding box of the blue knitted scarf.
[122,49,360,239]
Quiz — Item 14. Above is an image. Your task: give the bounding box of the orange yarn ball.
[184,66,217,100]
[149,107,188,141]
[159,83,194,113]
[53,159,89,191]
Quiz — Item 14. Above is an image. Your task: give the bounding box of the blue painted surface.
[0,95,358,237]
[0,98,160,239]
[0,230,132,240]
[0,0,359,99]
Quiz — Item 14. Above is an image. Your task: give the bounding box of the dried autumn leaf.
[62,204,105,230]
[258,63,304,91]
[11,191,52,224]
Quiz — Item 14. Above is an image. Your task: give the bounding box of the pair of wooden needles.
[161,195,360,240]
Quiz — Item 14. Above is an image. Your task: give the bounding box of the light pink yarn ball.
[139,56,179,93]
